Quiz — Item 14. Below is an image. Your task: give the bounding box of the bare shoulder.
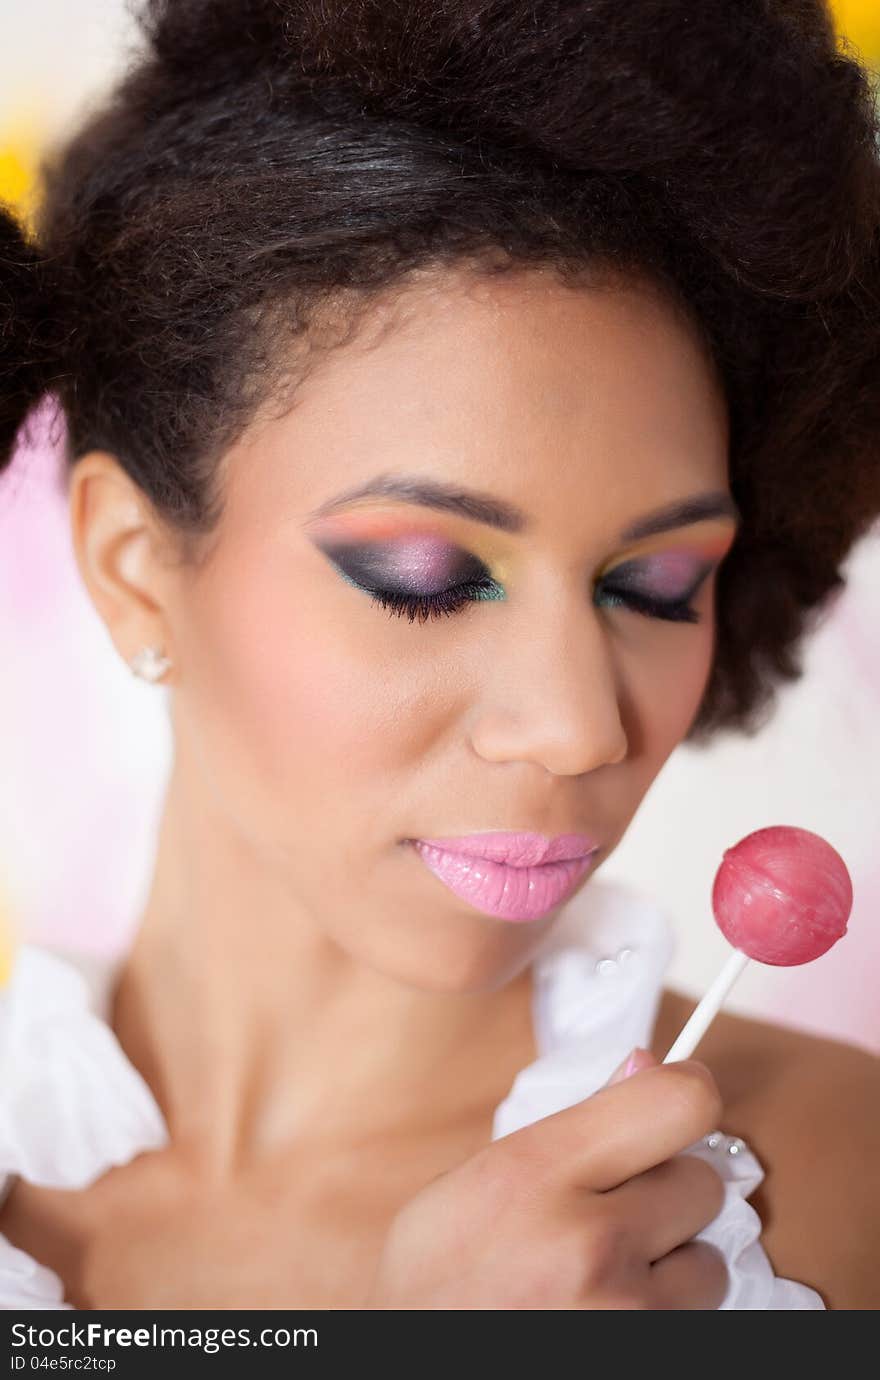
[652,986,880,1309]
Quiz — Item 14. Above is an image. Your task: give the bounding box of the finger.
[648,1240,729,1310]
[606,1153,726,1261]
[500,1060,723,1192]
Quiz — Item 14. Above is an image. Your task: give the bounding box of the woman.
[1,0,879,1310]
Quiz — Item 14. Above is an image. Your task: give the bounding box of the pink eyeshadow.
[379,537,460,589]
[633,551,706,596]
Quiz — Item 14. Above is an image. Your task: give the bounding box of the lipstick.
[408,831,599,922]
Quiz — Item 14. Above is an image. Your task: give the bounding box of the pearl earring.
[129,646,173,683]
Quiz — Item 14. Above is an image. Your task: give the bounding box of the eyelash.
[363,577,703,625]
[365,579,499,624]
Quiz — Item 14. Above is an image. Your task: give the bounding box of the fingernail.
[608,1047,654,1084]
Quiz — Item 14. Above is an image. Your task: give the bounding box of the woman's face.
[164,265,738,993]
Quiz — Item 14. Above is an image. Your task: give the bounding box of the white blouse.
[0,878,825,1309]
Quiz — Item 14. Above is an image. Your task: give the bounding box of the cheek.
[178,553,438,812]
[628,619,716,752]
[213,588,373,783]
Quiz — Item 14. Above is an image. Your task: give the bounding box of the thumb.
[606,1046,658,1086]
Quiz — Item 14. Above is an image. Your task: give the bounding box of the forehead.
[222,264,730,543]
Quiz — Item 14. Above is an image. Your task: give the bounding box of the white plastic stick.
[662,949,750,1063]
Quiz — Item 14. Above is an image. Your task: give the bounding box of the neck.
[109,759,538,1181]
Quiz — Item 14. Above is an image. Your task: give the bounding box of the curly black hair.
[1,0,879,742]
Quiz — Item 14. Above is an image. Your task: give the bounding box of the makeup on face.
[589,529,737,622]
[304,499,738,626]
[312,519,505,602]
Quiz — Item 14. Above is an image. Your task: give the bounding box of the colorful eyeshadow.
[603,550,710,600]
[316,534,491,595]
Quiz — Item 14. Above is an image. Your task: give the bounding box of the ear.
[67,450,180,678]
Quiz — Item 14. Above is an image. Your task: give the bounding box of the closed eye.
[322,533,717,626]
[595,582,704,624]
[596,557,715,624]
[358,567,712,625]
[354,575,503,624]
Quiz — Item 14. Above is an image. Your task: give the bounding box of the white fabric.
[0,879,825,1309]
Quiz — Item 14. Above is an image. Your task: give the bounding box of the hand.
[364,1048,728,1309]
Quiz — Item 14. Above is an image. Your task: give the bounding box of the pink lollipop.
[664,825,852,1063]
[712,825,852,965]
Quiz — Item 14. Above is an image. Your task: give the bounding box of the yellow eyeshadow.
[594,525,737,580]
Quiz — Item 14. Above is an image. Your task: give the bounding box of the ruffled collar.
[493,878,676,1137]
[0,944,168,1192]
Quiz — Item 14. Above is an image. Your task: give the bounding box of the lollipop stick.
[662,949,750,1063]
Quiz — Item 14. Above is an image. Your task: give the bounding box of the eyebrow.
[307,473,741,540]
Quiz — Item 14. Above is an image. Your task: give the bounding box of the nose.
[467,588,629,777]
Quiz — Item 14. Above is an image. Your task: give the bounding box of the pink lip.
[408,831,600,922]
[414,831,599,865]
